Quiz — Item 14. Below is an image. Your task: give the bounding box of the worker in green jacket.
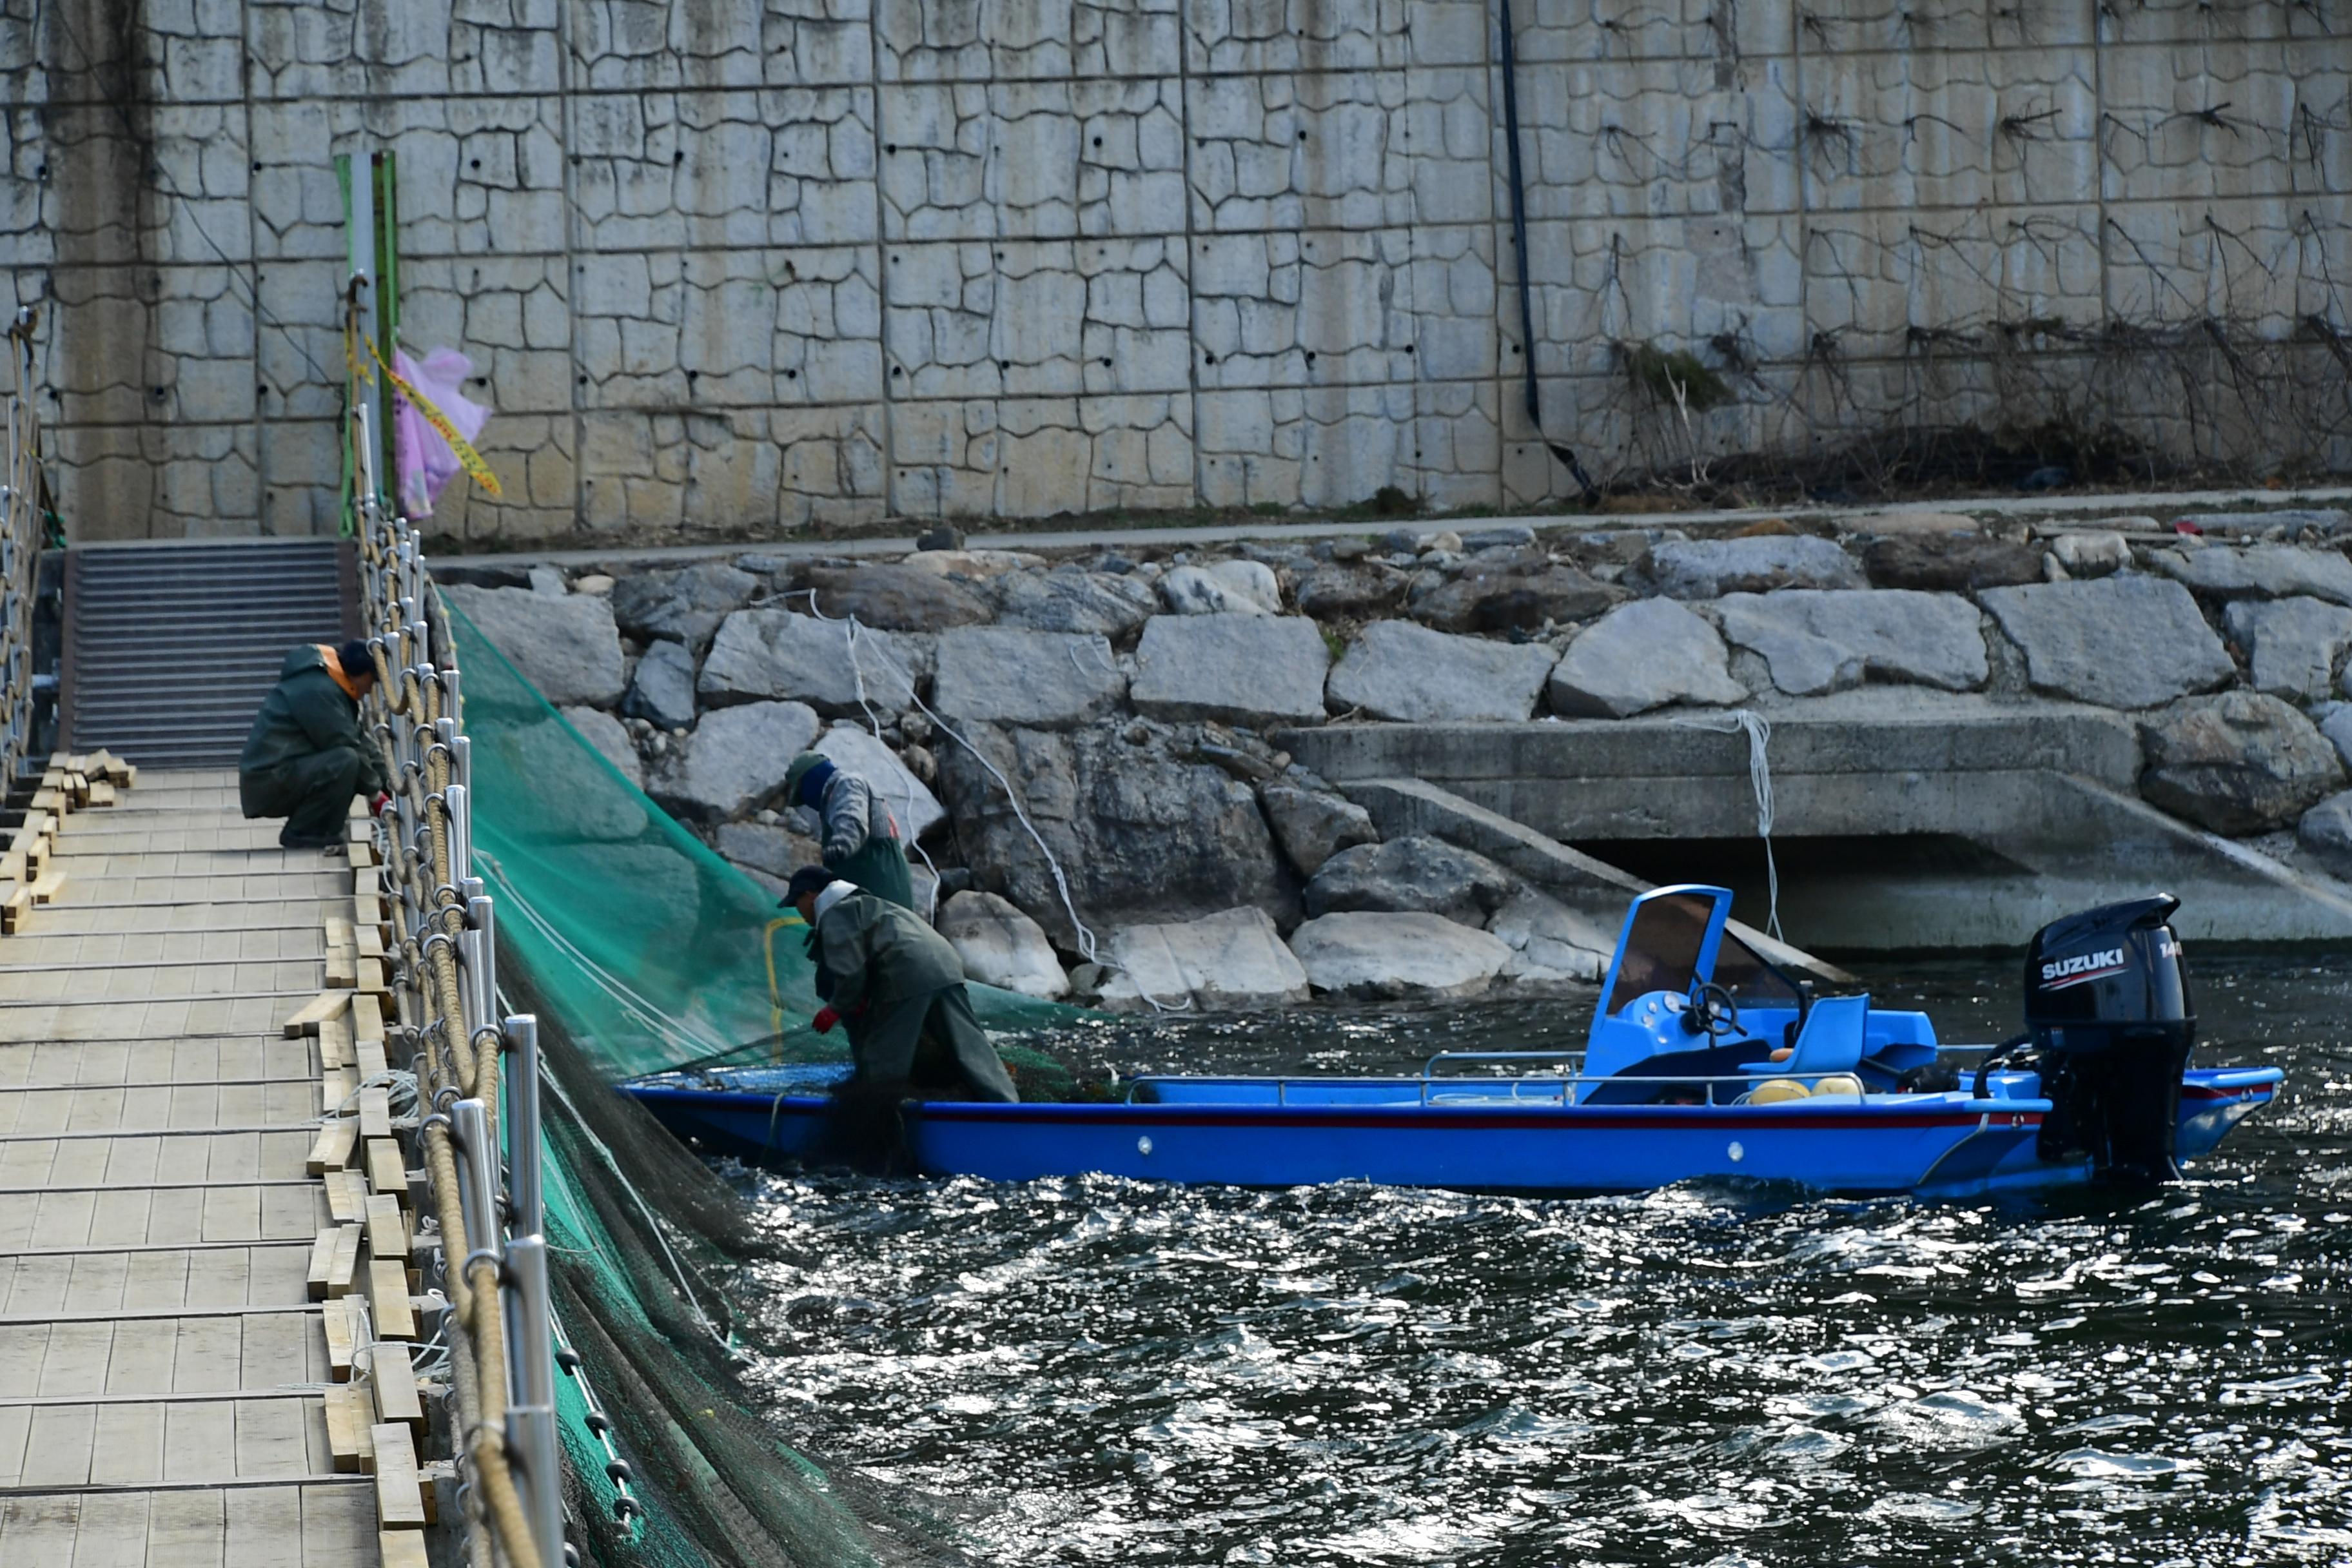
[783,750,917,910]
[787,866,1017,1102]
[239,640,392,849]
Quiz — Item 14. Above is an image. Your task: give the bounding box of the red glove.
[812,1006,841,1035]
[371,791,392,815]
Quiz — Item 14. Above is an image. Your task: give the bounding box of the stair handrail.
[2,309,43,783]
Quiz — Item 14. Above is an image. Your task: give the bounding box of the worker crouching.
[783,750,916,909]
[239,640,391,849]
[787,865,1018,1104]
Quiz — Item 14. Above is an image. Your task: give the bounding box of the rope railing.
[351,420,566,1568]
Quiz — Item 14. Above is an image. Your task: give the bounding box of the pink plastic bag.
[391,347,491,516]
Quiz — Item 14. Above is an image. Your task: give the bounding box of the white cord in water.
[1671,707,1783,942]
[792,591,1188,1012]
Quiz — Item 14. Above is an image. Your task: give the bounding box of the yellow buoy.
[1810,1073,1865,1097]
[1749,1077,1810,1104]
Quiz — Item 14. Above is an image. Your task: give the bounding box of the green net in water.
[444,600,1088,1565]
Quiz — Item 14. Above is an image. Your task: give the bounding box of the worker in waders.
[238,640,391,850]
[787,865,1018,1104]
[783,750,916,909]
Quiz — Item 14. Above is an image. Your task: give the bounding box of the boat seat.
[1742,993,1870,1079]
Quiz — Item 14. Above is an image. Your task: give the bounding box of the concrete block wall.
[1,0,2346,541]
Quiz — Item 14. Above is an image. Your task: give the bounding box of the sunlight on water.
[732,956,2352,1566]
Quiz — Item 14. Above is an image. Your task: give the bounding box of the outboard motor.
[2021,895,2195,1182]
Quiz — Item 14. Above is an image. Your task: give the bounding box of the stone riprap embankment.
[442,505,2352,1006]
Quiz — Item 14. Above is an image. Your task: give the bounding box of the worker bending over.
[239,640,391,849]
[787,866,1017,1102]
[783,750,916,909]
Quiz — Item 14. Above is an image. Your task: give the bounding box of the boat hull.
[624,1066,2277,1196]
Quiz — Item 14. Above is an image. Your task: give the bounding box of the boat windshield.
[1603,892,1717,1015]
[1711,926,1803,1011]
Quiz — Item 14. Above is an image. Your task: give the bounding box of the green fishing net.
[443,598,1092,1565]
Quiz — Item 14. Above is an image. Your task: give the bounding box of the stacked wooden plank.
[0,752,132,934]
[289,800,438,1551]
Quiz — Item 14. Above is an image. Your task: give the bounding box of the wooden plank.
[324,1065,359,1107]
[28,787,59,813]
[325,916,356,950]
[305,1119,358,1177]
[358,1086,391,1140]
[306,1227,340,1299]
[365,1193,410,1259]
[324,1382,370,1473]
[349,841,380,869]
[369,1342,426,1438]
[380,1529,431,1568]
[325,1171,362,1224]
[0,848,21,883]
[26,869,66,905]
[366,1138,406,1198]
[351,993,386,1045]
[371,1422,429,1528]
[353,868,381,899]
[325,1223,363,1297]
[324,946,358,990]
[280,990,351,1037]
[355,925,386,960]
[1,885,33,935]
[354,1037,389,1080]
[317,1014,353,1070]
[86,781,115,808]
[355,957,388,995]
[322,1298,357,1381]
[366,1259,415,1339]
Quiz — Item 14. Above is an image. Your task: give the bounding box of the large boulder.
[1288,912,1512,999]
[698,608,925,716]
[937,720,1298,945]
[2321,703,2352,769]
[932,626,1127,728]
[2225,598,2352,701]
[1129,614,1329,727]
[1485,890,1614,987]
[1159,560,1282,616]
[647,701,820,823]
[714,820,823,883]
[937,892,1068,1000]
[607,562,759,652]
[1302,836,1516,926]
[2137,691,2346,834]
[814,722,945,839]
[807,564,993,629]
[2297,790,2352,858]
[1258,783,1378,877]
[1095,906,1309,1013]
[1716,589,1989,696]
[1642,536,1863,598]
[560,706,644,789]
[623,639,698,729]
[2155,545,2352,606]
[438,584,627,706]
[1860,533,2041,591]
[903,549,1044,579]
[986,570,1157,638]
[1978,576,2235,709]
[1548,598,1745,716]
[1295,561,1407,619]
[1413,562,1620,634]
[2049,531,2131,578]
[1327,620,1558,723]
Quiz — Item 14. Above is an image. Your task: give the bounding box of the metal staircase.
[62,538,356,767]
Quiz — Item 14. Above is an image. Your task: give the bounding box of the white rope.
[792,591,1188,1012]
[320,1068,422,1122]
[1671,707,1783,941]
[838,614,942,921]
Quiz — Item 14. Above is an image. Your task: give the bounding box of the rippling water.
[732,956,2352,1566]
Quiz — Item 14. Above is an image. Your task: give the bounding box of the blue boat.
[623,886,2281,1197]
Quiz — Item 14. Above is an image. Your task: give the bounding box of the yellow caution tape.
[367,336,504,500]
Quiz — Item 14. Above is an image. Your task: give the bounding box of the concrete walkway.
[438,483,2352,572]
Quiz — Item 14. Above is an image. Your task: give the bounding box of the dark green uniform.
[814,887,1018,1102]
[239,646,391,848]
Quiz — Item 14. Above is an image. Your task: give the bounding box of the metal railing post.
[505,1015,542,1242]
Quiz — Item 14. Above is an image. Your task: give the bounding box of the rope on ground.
[1670,707,1783,941]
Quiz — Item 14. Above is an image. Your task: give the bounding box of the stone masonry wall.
[1,0,2346,541]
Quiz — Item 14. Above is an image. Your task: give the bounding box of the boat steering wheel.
[1686,982,1741,1041]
